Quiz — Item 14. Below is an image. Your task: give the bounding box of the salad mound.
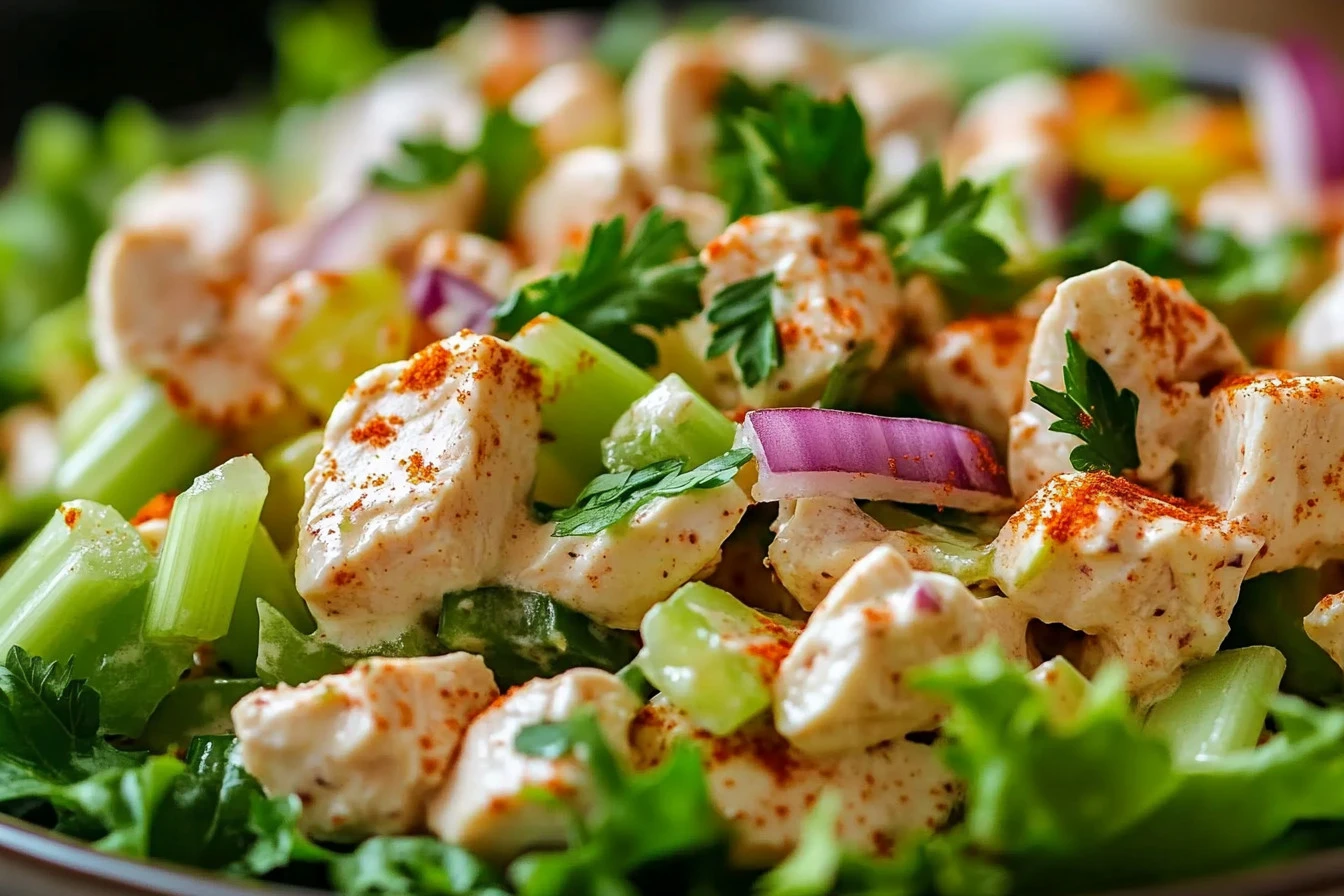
[4,4,1344,895]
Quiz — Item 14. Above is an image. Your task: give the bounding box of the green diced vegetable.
[256,602,439,687]
[600,374,735,472]
[510,314,658,505]
[53,380,218,518]
[439,587,638,688]
[1144,646,1286,765]
[25,298,96,407]
[616,662,656,702]
[635,582,798,735]
[144,456,270,643]
[259,428,321,549]
[56,370,141,454]
[1028,656,1091,725]
[861,502,997,584]
[213,526,315,677]
[139,679,261,753]
[1226,569,1343,699]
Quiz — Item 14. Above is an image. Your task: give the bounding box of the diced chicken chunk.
[773,545,988,753]
[694,209,903,408]
[991,472,1263,702]
[653,186,728,250]
[847,52,956,191]
[1304,593,1344,671]
[296,334,542,647]
[1185,373,1344,574]
[114,157,271,275]
[232,654,498,840]
[511,59,622,159]
[632,701,956,865]
[426,668,639,862]
[0,406,59,496]
[714,19,846,97]
[415,230,518,300]
[1196,173,1314,246]
[623,35,725,193]
[451,7,589,104]
[1008,261,1246,499]
[1285,272,1344,377]
[513,147,651,266]
[908,314,1035,445]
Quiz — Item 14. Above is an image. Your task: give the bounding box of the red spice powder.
[62,506,82,528]
[397,342,453,394]
[402,451,439,485]
[1017,472,1238,544]
[130,492,177,525]
[350,414,404,448]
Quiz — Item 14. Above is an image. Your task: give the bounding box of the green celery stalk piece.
[1144,646,1286,765]
[144,456,270,643]
[267,268,412,417]
[139,677,261,753]
[862,502,997,585]
[258,429,322,550]
[213,525,315,677]
[53,380,218,517]
[635,581,799,735]
[26,297,96,407]
[439,586,638,688]
[600,373,735,472]
[510,313,657,506]
[56,369,141,454]
[1226,568,1343,699]
[256,601,441,687]
[1028,656,1091,725]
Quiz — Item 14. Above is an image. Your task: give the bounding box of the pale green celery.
[1143,646,1286,765]
[256,601,440,686]
[862,503,997,584]
[144,456,270,642]
[26,298,96,407]
[53,380,218,517]
[1027,656,1090,725]
[139,677,261,752]
[634,582,799,735]
[259,429,322,549]
[511,314,657,506]
[616,662,656,702]
[0,484,57,546]
[213,525,315,677]
[268,268,412,417]
[1226,569,1343,699]
[600,374,735,472]
[56,370,142,454]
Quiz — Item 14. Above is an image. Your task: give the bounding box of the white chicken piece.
[623,35,725,193]
[114,156,271,276]
[232,654,498,840]
[87,228,287,428]
[296,334,542,648]
[0,406,59,497]
[694,209,903,408]
[632,701,956,865]
[1284,272,1344,377]
[1007,261,1246,499]
[426,668,639,862]
[450,7,590,104]
[714,18,847,97]
[511,59,623,159]
[1184,373,1344,574]
[991,471,1263,702]
[846,52,956,192]
[773,545,988,754]
[653,186,728,250]
[1304,592,1344,671]
[907,313,1035,446]
[1196,173,1315,246]
[415,230,518,300]
[513,147,651,266]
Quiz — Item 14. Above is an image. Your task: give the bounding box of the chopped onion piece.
[407,266,498,336]
[1248,38,1344,200]
[738,408,1013,512]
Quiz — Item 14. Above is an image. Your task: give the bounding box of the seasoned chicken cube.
[908,314,1035,445]
[991,472,1263,702]
[713,18,846,97]
[232,654,498,840]
[653,186,728,250]
[1285,272,1344,377]
[513,147,651,266]
[623,35,725,193]
[846,52,956,150]
[1196,173,1314,246]
[296,334,542,647]
[1185,373,1344,574]
[415,230,518,301]
[773,545,988,753]
[426,668,639,862]
[632,701,956,865]
[1304,593,1344,670]
[1008,261,1246,499]
[511,59,622,159]
[693,209,903,408]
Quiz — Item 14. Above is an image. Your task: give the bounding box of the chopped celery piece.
[213,526,315,677]
[635,582,799,735]
[53,380,218,517]
[1226,568,1342,699]
[1027,656,1090,725]
[259,429,322,549]
[0,500,152,659]
[861,502,997,584]
[600,373,735,472]
[256,601,440,686]
[511,314,657,505]
[616,662,656,702]
[1144,646,1286,765]
[268,268,412,417]
[144,456,270,642]
[26,298,96,407]
[139,677,261,752]
[439,587,638,688]
[56,370,141,454]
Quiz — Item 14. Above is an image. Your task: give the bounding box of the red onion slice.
[738,408,1014,512]
[1248,38,1344,200]
[408,265,499,336]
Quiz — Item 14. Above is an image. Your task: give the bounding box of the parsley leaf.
[332,836,506,896]
[713,76,872,218]
[231,792,336,877]
[545,448,752,537]
[705,272,780,388]
[867,160,1012,304]
[818,340,875,410]
[369,136,471,192]
[495,209,704,367]
[58,756,184,858]
[1029,331,1141,476]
